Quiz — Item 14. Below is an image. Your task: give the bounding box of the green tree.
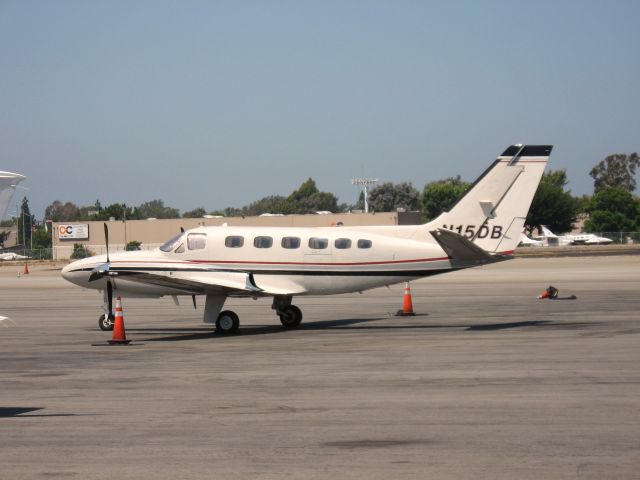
[135,200,180,219]
[182,207,207,218]
[584,186,639,232]
[71,243,92,259]
[421,176,471,221]
[368,182,420,212]
[243,196,290,216]
[94,203,137,221]
[589,153,640,193]
[44,200,80,222]
[17,197,34,246]
[288,178,318,201]
[126,240,142,251]
[525,170,578,234]
[32,227,52,249]
[286,179,338,214]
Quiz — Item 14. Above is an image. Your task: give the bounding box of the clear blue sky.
[2,0,639,219]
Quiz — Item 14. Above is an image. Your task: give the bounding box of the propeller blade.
[103,223,110,263]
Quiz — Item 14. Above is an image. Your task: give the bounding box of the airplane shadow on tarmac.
[0,407,83,418]
[123,317,594,342]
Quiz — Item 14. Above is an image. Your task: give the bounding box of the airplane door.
[303,243,334,292]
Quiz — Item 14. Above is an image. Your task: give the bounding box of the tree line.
[7,151,639,253]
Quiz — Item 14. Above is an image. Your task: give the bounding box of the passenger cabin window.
[357,239,372,249]
[308,237,328,249]
[160,233,184,252]
[281,237,301,249]
[335,238,352,249]
[225,236,244,248]
[187,233,206,250]
[254,236,273,248]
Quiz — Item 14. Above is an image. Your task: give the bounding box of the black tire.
[216,310,240,334]
[279,305,302,329]
[98,314,115,331]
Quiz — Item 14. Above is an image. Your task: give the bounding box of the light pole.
[351,177,379,213]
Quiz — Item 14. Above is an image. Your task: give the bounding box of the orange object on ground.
[537,285,559,300]
[23,263,29,275]
[108,296,131,345]
[396,282,416,316]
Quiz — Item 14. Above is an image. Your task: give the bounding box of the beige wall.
[53,212,422,259]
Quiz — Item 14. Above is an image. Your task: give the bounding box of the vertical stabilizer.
[422,145,551,253]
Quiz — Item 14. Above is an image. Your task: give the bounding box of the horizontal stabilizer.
[430,228,494,261]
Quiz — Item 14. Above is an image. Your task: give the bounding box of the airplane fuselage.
[62,225,471,298]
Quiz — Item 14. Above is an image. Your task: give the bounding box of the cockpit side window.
[187,233,207,250]
[160,233,184,252]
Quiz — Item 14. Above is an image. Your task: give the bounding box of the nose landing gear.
[98,313,115,331]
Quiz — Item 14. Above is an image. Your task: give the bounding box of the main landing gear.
[209,295,304,334]
[215,310,240,334]
[272,295,303,329]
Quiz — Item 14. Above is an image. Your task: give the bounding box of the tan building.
[52,211,422,260]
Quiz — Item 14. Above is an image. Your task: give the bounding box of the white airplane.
[518,232,544,247]
[0,252,30,261]
[0,170,26,220]
[62,144,552,333]
[538,225,613,246]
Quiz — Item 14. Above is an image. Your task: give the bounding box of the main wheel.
[216,310,240,334]
[98,313,115,331]
[279,305,302,329]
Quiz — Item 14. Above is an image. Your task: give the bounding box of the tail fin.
[423,145,551,253]
[540,225,557,238]
[0,171,26,221]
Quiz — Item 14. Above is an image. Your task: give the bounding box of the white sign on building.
[58,224,89,240]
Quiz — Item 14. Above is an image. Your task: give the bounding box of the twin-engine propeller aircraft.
[62,144,552,333]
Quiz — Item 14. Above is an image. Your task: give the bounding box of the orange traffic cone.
[396,282,416,316]
[23,262,29,275]
[108,296,131,345]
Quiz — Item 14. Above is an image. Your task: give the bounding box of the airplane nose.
[61,262,75,283]
[61,260,88,286]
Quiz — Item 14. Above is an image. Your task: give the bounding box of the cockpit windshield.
[159,233,185,252]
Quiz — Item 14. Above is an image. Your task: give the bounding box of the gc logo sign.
[58,224,89,240]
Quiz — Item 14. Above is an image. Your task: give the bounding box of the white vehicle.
[62,144,551,333]
[0,252,30,261]
[0,171,26,220]
[538,225,613,246]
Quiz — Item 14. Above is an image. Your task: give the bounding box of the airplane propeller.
[88,223,112,282]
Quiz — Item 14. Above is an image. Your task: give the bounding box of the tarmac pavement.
[1,256,639,479]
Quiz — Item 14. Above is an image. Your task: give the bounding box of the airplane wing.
[430,228,507,261]
[111,267,307,296]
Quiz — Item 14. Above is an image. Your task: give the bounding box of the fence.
[596,232,640,244]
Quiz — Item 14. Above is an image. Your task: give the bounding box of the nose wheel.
[98,313,115,331]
